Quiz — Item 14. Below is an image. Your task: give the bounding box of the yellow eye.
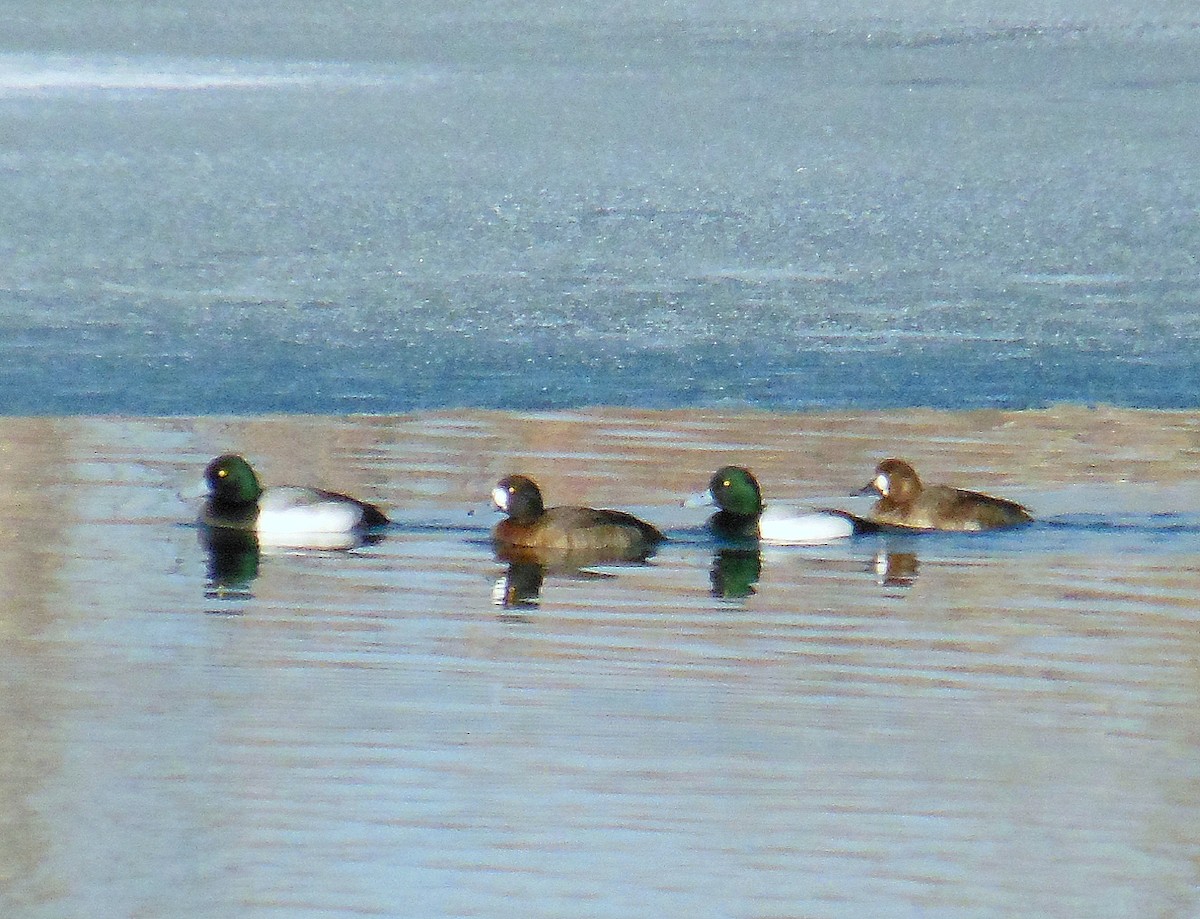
[218,468,228,478]
[722,480,731,488]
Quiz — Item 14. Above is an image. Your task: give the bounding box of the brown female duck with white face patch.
[863,458,1033,532]
[491,474,665,558]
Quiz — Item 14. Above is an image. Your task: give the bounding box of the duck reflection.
[200,526,386,601]
[872,549,920,588]
[492,560,547,609]
[200,527,260,600]
[710,547,762,599]
[490,543,654,610]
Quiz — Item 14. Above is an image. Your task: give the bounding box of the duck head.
[492,475,545,521]
[707,466,765,517]
[205,454,263,506]
[862,458,923,506]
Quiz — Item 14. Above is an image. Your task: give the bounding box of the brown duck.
[491,475,665,558]
[862,458,1033,532]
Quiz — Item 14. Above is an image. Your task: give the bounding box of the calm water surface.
[2,3,1200,412]
[2,408,1200,917]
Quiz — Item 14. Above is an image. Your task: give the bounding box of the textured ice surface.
[1,3,1198,413]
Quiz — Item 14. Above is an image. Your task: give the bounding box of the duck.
[200,454,389,546]
[689,465,872,544]
[862,458,1033,531]
[491,474,664,558]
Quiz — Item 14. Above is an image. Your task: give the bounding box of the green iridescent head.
[204,454,263,506]
[707,466,764,518]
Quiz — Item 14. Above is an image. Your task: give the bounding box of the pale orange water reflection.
[1,408,1199,918]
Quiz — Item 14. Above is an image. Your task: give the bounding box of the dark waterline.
[6,314,1200,416]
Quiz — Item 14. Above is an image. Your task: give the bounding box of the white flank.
[253,487,365,547]
[758,507,855,545]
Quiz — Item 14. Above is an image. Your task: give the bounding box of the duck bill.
[683,489,717,509]
[856,480,881,497]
